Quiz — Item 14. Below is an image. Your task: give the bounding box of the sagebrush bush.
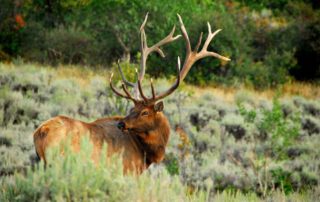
[0,137,208,202]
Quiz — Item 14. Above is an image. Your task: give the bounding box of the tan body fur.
[33,113,170,174]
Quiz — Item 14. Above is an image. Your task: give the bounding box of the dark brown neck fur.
[132,114,170,167]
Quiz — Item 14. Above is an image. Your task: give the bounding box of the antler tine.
[194,32,203,53]
[137,79,148,103]
[135,68,148,102]
[117,60,135,87]
[150,78,155,99]
[178,15,231,81]
[202,22,216,50]
[148,25,182,57]
[121,83,136,102]
[140,13,148,54]
[153,57,181,102]
[109,73,134,100]
[140,12,149,32]
[177,14,191,55]
[200,26,230,61]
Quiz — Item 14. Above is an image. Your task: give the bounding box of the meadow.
[0,62,319,201]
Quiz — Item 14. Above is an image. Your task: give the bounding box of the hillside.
[0,62,320,200]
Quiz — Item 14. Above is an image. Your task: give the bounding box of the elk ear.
[154,101,164,112]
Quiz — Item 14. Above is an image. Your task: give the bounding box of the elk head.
[110,56,180,134]
[117,101,165,133]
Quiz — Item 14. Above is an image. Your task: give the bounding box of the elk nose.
[117,121,125,130]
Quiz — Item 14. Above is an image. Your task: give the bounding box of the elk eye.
[141,111,149,116]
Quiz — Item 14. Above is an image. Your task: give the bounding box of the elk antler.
[136,57,181,103]
[109,73,137,103]
[177,14,230,81]
[110,14,230,105]
[139,13,181,81]
[115,13,181,100]
[117,60,135,87]
[110,57,181,104]
[151,57,180,102]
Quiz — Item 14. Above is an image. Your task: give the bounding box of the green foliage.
[259,99,300,153]
[0,0,24,57]
[239,97,300,154]
[235,0,313,11]
[237,97,303,195]
[238,104,256,123]
[270,168,294,194]
[1,0,319,88]
[165,153,180,175]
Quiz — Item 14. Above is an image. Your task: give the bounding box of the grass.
[187,81,320,104]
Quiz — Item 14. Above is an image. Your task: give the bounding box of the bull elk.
[33,14,230,174]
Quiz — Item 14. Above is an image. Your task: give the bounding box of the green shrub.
[2,0,320,87]
[258,99,300,154]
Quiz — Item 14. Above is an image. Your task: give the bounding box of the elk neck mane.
[131,112,170,166]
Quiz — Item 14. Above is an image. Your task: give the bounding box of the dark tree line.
[0,0,319,88]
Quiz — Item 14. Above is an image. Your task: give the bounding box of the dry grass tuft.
[187,82,319,104]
